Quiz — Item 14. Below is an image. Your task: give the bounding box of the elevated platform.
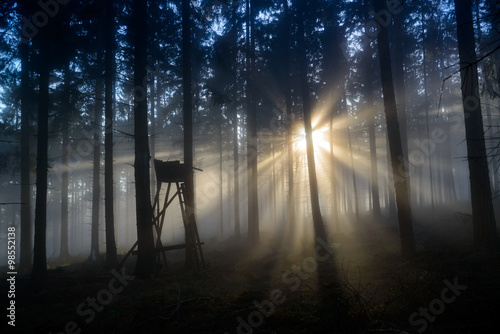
[118,159,205,271]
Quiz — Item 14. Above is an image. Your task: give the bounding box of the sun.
[295,127,330,152]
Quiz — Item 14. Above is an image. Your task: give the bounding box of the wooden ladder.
[177,182,205,271]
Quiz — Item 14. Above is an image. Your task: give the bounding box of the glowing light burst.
[294,127,331,153]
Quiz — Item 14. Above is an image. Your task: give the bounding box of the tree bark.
[133,0,155,278]
[60,61,71,261]
[225,6,240,239]
[421,8,435,211]
[32,28,50,284]
[374,0,415,259]
[182,0,196,268]
[150,58,156,194]
[178,0,204,268]
[233,101,240,239]
[454,0,498,249]
[322,2,345,231]
[245,0,260,245]
[105,0,117,268]
[296,1,328,242]
[19,0,32,273]
[393,3,409,162]
[283,0,295,235]
[361,13,381,217]
[347,126,359,222]
[219,110,224,238]
[90,52,103,262]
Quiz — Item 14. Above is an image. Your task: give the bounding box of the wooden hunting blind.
[118,160,205,271]
[154,160,190,183]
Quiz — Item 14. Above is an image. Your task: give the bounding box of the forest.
[0,0,499,333]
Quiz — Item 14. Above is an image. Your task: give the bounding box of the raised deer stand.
[118,160,205,271]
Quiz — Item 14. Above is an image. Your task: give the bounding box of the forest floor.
[3,215,500,334]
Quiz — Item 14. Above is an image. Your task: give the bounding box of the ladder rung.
[131,242,205,254]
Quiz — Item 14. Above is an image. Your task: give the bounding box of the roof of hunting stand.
[153,159,202,183]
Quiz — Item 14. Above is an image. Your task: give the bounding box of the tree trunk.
[32,28,50,285]
[322,2,345,231]
[393,3,409,162]
[329,117,338,229]
[219,110,224,238]
[361,21,381,217]
[272,139,276,225]
[90,54,103,262]
[233,103,240,239]
[385,131,397,217]
[19,0,32,273]
[454,0,498,249]
[225,5,240,239]
[105,0,117,268]
[150,58,156,194]
[283,0,295,235]
[347,126,359,222]
[133,0,155,278]
[421,9,435,211]
[485,98,498,193]
[182,0,196,268]
[368,114,381,217]
[374,0,415,259]
[246,0,260,245]
[60,62,71,261]
[392,1,412,212]
[296,1,327,242]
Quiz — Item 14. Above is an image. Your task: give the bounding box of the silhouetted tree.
[182,0,196,269]
[32,21,51,285]
[18,0,32,273]
[421,6,435,211]
[362,0,381,218]
[296,0,327,242]
[454,0,498,249]
[104,0,117,268]
[60,61,71,261]
[246,0,260,245]
[392,1,408,161]
[90,50,103,262]
[283,0,295,234]
[133,0,155,278]
[374,0,415,259]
